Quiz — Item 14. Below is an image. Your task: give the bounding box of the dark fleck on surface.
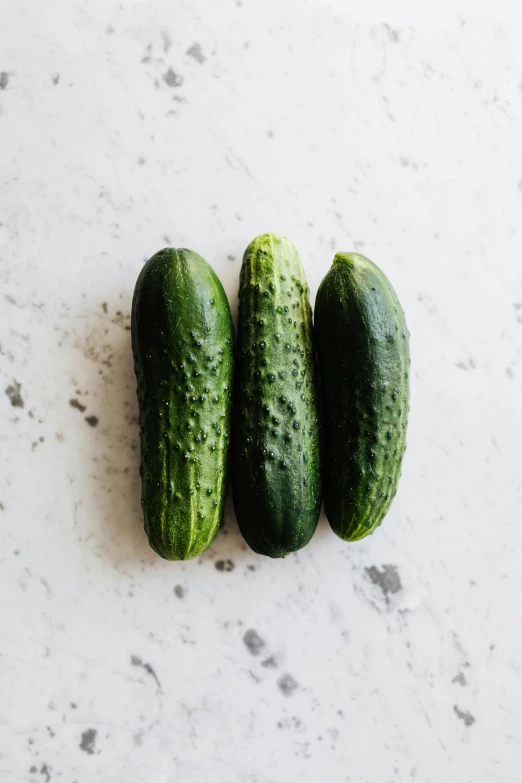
[247,564,256,571]
[277,673,298,696]
[163,68,183,87]
[41,578,52,599]
[227,254,236,262]
[0,72,9,89]
[215,559,235,572]
[70,702,77,709]
[131,654,161,689]
[5,379,24,407]
[243,629,265,656]
[454,705,475,726]
[452,672,467,686]
[69,398,86,412]
[52,74,59,85]
[261,655,278,668]
[174,584,185,599]
[30,767,37,774]
[162,31,172,53]
[40,763,51,782]
[187,43,206,63]
[366,564,402,601]
[383,23,400,42]
[101,302,108,314]
[79,728,97,754]
[85,415,99,427]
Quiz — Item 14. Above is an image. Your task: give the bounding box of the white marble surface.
[1,1,522,781]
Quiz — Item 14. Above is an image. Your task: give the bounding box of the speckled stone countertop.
[1,2,522,781]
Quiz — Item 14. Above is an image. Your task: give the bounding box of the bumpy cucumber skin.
[232,234,322,558]
[315,252,409,542]
[131,248,234,560]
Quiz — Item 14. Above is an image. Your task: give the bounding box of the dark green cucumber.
[232,234,321,558]
[315,252,409,542]
[131,248,234,560]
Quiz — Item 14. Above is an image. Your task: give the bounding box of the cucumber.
[232,234,321,558]
[315,252,409,541]
[131,248,234,560]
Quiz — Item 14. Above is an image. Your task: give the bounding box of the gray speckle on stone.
[243,629,265,656]
[383,23,400,42]
[5,380,24,408]
[131,654,161,689]
[163,68,183,88]
[452,672,467,686]
[454,705,475,726]
[162,32,172,53]
[215,559,235,572]
[79,728,97,754]
[277,673,298,696]
[69,398,86,413]
[365,564,402,601]
[187,43,206,64]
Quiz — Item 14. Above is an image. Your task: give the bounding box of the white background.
[1,1,522,781]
